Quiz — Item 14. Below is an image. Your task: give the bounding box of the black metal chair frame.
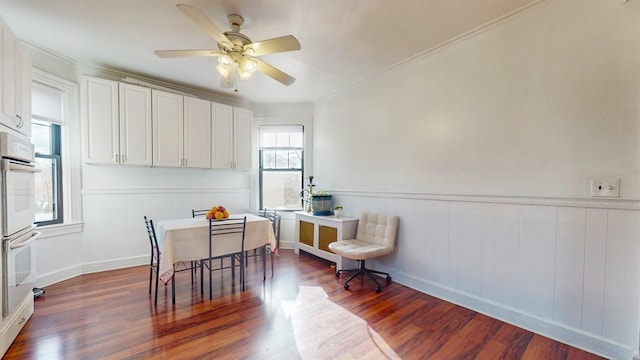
[335,260,392,293]
[192,209,209,218]
[200,216,247,299]
[246,208,280,278]
[145,215,199,305]
[144,216,162,306]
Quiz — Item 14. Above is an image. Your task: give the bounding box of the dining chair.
[201,216,247,299]
[143,216,162,306]
[253,208,280,277]
[146,216,199,305]
[191,209,216,278]
[328,212,399,293]
[192,209,209,218]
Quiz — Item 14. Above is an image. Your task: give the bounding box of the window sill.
[36,222,83,239]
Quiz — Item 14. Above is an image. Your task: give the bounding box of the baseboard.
[36,255,148,288]
[383,265,635,360]
[36,264,83,288]
[81,255,147,274]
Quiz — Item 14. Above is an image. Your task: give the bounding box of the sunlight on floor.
[282,286,400,359]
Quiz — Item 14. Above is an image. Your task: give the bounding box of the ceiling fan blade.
[254,58,296,86]
[245,35,301,57]
[176,4,232,49]
[154,50,223,58]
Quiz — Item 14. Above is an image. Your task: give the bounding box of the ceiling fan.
[155,4,301,91]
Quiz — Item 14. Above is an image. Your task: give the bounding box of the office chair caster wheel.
[335,271,340,278]
[375,286,381,293]
[344,283,349,290]
[386,275,392,282]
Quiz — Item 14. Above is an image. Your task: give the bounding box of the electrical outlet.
[590,178,620,197]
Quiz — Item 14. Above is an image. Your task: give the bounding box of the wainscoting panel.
[492,204,521,309]
[331,191,640,359]
[554,207,586,330]
[582,208,607,336]
[518,205,557,319]
[81,187,251,273]
[603,210,640,346]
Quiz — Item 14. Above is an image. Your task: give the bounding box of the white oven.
[2,158,37,235]
[0,132,39,318]
[3,225,39,317]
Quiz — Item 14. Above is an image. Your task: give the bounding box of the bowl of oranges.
[206,205,229,220]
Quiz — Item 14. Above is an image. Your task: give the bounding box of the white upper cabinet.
[118,83,152,166]
[152,89,183,167]
[82,76,119,164]
[82,76,152,165]
[16,42,31,137]
[211,102,252,170]
[0,20,31,136]
[153,93,212,169]
[80,75,251,171]
[233,107,252,171]
[183,96,211,169]
[211,102,233,169]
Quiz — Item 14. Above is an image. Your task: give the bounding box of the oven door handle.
[8,231,41,250]
[7,161,40,173]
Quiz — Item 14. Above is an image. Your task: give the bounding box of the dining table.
[156,213,276,282]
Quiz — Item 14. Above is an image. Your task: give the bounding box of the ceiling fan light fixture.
[238,71,253,81]
[216,63,230,78]
[218,54,232,66]
[239,57,257,74]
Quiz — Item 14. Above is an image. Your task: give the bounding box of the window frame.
[258,126,305,211]
[32,116,64,226]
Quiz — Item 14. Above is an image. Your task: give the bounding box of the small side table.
[294,211,358,270]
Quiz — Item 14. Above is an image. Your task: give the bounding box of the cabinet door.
[15,42,31,137]
[233,107,252,170]
[119,83,152,166]
[1,24,19,130]
[211,102,233,169]
[82,76,119,164]
[184,96,211,169]
[152,90,183,167]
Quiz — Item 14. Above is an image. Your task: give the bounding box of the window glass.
[32,120,52,155]
[259,125,304,210]
[261,171,303,210]
[31,82,64,226]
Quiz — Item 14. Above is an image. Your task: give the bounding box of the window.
[259,125,304,210]
[32,82,64,225]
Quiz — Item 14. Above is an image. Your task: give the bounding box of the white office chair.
[328,212,399,293]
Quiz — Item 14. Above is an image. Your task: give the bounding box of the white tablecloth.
[156,213,276,281]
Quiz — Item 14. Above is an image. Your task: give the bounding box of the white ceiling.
[0,0,538,104]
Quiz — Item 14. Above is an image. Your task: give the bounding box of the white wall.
[80,166,251,272]
[314,1,640,359]
[316,0,639,199]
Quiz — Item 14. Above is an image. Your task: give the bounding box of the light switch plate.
[590,178,620,197]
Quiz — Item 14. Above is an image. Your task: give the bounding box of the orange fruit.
[223,210,229,218]
[214,211,224,219]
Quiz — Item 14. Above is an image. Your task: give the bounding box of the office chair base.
[335,259,391,293]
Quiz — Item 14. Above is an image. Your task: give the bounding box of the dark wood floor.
[4,250,603,359]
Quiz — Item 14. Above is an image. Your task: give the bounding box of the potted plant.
[333,206,343,218]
